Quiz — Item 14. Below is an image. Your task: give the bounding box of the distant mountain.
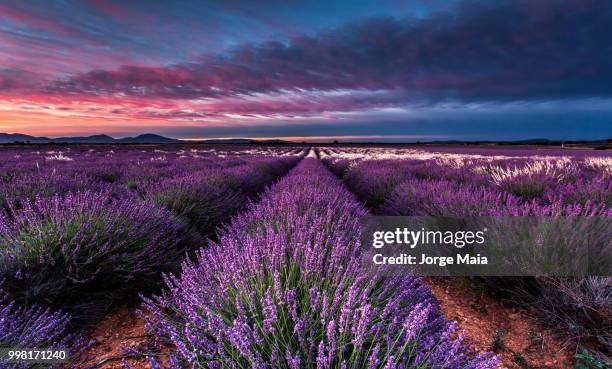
[52,134,116,144]
[0,133,180,144]
[0,133,51,143]
[0,132,292,145]
[117,134,180,144]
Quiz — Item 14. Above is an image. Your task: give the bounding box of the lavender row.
[324,157,611,216]
[144,156,301,238]
[143,158,498,368]
[0,145,304,176]
[0,146,303,210]
[0,156,299,318]
[0,152,301,363]
[323,153,611,356]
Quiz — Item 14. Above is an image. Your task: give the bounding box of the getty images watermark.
[372,227,488,267]
[361,216,611,276]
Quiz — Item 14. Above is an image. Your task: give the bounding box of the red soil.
[426,277,575,369]
[73,307,156,369]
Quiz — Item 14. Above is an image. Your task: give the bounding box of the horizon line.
[1,131,610,144]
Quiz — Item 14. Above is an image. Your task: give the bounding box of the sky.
[0,0,611,142]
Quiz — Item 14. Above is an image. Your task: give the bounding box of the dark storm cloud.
[48,0,612,103]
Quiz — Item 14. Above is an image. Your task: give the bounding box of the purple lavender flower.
[381,178,521,216]
[262,288,277,334]
[0,190,186,323]
[143,159,499,368]
[0,286,81,369]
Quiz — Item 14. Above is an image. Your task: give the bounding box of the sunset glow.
[1,0,611,141]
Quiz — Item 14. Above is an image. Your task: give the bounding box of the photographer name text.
[370,228,489,266]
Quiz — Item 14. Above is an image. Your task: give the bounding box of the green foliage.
[502,181,547,199]
[492,328,506,351]
[513,352,531,369]
[573,350,612,369]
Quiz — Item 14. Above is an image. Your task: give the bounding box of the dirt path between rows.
[426,277,575,369]
[73,307,154,369]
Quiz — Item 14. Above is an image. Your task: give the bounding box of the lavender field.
[0,145,610,369]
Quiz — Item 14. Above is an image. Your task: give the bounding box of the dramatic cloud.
[49,0,612,104]
[0,69,36,91]
[0,0,611,140]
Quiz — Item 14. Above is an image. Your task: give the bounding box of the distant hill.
[52,134,116,144]
[117,134,180,144]
[0,133,181,144]
[0,132,293,145]
[0,133,52,144]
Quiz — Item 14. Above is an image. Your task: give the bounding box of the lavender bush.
[144,157,299,237]
[1,286,80,369]
[322,157,352,178]
[0,172,118,210]
[229,157,300,195]
[342,160,415,209]
[143,159,499,368]
[0,191,186,322]
[338,159,491,211]
[505,277,611,355]
[145,171,245,238]
[381,178,521,216]
[544,175,612,207]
